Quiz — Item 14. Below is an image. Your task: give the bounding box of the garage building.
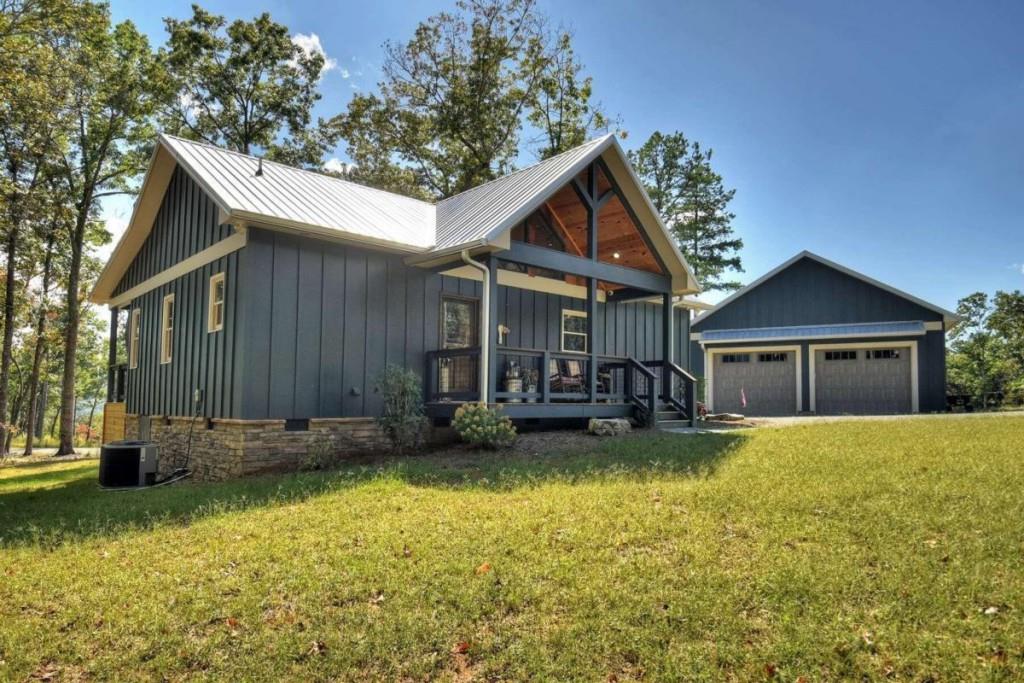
[690,252,956,416]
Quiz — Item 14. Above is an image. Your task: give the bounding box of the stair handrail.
[626,356,658,422]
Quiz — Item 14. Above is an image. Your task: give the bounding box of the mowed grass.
[1,418,1023,681]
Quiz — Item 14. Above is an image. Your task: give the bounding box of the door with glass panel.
[440,296,479,397]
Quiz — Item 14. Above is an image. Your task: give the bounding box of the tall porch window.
[160,294,174,364]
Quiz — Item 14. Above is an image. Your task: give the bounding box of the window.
[867,349,901,360]
[721,353,750,363]
[128,308,141,369]
[208,272,225,332]
[561,310,587,352]
[825,350,857,361]
[160,294,174,364]
[442,297,478,349]
[758,352,788,362]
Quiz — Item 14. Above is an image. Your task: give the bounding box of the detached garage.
[691,252,957,416]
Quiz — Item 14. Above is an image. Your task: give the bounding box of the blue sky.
[106,0,1024,307]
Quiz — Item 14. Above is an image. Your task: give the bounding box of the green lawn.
[1,418,1022,681]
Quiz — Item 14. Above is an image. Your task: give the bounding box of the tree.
[54,6,164,455]
[630,131,743,292]
[0,0,73,454]
[947,290,1024,403]
[161,5,336,167]
[527,33,612,160]
[340,0,604,199]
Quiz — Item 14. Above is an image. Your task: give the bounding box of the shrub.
[300,434,335,471]
[375,365,429,453]
[452,403,516,449]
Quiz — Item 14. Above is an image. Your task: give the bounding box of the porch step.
[657,419,692,429]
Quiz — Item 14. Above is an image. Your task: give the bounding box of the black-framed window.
[721,353,750,363]
[758,352,788,362]
[441,296,478,349]
[825,350,857,361]
[867,349,901,360]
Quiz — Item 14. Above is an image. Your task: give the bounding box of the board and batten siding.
[237,227,689,420]
[113,166,234,296]
[116,164,242,418]
[121,252,241,418]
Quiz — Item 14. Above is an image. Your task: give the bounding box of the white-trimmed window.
[128,308,141,369]
[561,309,587,352]
[208,272,225,332]
[160,294,175,364]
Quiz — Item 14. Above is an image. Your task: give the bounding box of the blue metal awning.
[700,321,926,343]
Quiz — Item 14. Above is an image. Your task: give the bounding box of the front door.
[441,296,479,395]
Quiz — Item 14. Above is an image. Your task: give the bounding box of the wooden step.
[657,419,692,429]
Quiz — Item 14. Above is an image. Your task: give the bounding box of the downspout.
[460,250,490,404]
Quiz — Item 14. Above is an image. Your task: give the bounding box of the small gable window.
[208,272,225,332]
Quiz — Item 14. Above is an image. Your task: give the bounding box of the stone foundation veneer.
[123,414,389,481]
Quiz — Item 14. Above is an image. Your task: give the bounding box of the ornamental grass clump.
[452,403,516,449]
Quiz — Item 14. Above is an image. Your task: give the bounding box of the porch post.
[587,277,598,403]
[486,255,499,405]
[587,162,599,403]
[662,293,672,403]
[106,306,118,402]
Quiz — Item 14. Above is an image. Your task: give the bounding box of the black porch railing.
[424,348,482,403]
[643,360,698,420]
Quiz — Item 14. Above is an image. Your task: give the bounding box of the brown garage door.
[712,350,796,416]
[814,347,912,414]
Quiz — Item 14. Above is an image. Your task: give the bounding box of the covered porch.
[420,155,697,425]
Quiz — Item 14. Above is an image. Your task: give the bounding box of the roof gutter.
[460,249,490,404]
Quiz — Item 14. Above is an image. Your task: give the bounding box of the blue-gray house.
[91,134,701,478]
[690,252,957,416]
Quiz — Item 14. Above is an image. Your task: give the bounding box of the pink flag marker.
[741,387,747,408]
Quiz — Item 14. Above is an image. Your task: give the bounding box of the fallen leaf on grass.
[451,641,471,655]
[306,640,327,657]
[983,606,1000,615]
[475,562,492,575]
[764,663,778,678]
[368,592,385,606]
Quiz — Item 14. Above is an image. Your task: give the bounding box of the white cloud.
[340,68,350,79]
[291,33,337,77]
[323,158,355,175]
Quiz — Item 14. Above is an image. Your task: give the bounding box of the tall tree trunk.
[0,224,19,456]
[56,210,86,456]
[23,232,55,456]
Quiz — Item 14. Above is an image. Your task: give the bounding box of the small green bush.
[452,403,516,449]
[375,365,429,453]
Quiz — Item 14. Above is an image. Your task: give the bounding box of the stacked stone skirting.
[123,415,389,481]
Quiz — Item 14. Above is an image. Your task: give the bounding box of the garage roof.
[701,321,927,343]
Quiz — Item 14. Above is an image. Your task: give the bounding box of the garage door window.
[825,350,857,361]
[721,353,750,363]
[758,352,788,362]
[867,349,901,360]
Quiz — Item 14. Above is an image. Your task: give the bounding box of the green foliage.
[2,418,1024,679]
[160,4,337,167]
[340,0,609,199]
[947,290,1024,402]
[629,131,743,292]
[375,365,428,453]
[300,434,335,471]
[452,402,516,449]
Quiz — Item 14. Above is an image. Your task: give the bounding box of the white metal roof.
[434,135,613,251]
[162,134,436,250]
[91,133,701,303]
[693,251,960,325]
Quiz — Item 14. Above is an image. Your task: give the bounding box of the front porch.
[424,346,696,424]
